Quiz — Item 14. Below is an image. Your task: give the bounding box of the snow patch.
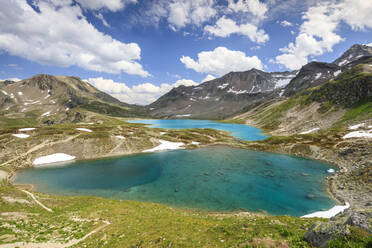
[217,83,229,89]
[17,91,23,96]
[41,111,50,117]
[12,134,30,138]
[33,153,76,165]
[327,168,335,173]
[115,135,125,139]
[76,128,93,132]
[338,59,349,66]
[143,140,185,153]
[300,128,320,134]
[175,114,191,117]
[348,123,364,130]
[19,128,36,131]
[275,78,291,88]
[1,90,8,95]
[302,202,350,218]
[227,88,248,94]
[343,131,372,139]
[314,73,322,80]
[191,141,200,145]
[334,70,341,77]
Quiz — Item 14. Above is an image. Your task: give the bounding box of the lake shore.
[2,120,370,216]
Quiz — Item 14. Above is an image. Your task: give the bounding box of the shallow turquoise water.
[127,119,267,141]
[14,147,335,216]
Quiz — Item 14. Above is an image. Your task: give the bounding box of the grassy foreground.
[0,181,315,247]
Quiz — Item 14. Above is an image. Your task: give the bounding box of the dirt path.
[21,190,53,213]
[0,220,111,248]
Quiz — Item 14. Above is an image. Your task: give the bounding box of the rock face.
[283,62,340,97]
[333,44,372,67]
[150,69,297,119]
[150,44,372,120]
[304,211,372,247]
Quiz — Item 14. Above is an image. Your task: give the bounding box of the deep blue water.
[127,119,267,141]
[14,147,336,216]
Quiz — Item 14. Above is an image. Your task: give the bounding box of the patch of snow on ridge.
[41,111,50,117]
[343,131,372,139]
[338,59,349,66]
[315,73,322,80]
[12,134,30,138]
[175,114,191,117]
[302,202,350,218]
[348,123,364,130]
[17,91,23,96]
[33,153,76,165]
[217,83,229,89]
[334,70,341,77]
[227,88,248,94]
[76,128,93,132]
[300,128,320,134]
[143,140,185,153]
[191,141,200,145]
[275,78,291,88]
[115,135,125,139]
[1,90,8,95]
[19,128,36,131]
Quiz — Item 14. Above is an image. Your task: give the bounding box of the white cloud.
[75,0,137,11]
[180,46,263,76]
[276,0,372,70]
[167,0,217,29]
[201,74,216,82]
[86,77,198,105]
[0,78,21,82]
[227,0,267,20]
[204,16,269,43]
[94,13,110,27]
[280,20,293,27]
[0,0,149,77]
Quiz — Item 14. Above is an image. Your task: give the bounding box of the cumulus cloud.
[227,0,267,20]
[276,0,372,70]
[180,47,263,76]
[280,20,293,27]
[0,0,149,77]
[75,0,137,11]
[204,16,269,43]
[147,0,217,30]
[86,77,198,105]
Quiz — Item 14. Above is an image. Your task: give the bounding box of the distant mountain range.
[0,44,371,127]
[149,44,372,119]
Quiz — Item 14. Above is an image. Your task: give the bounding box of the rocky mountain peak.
[333,44,372,66]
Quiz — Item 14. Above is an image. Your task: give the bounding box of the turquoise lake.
[127,119,267,141]
[14,147,335,216]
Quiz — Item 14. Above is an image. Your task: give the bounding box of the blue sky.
[0,0,371,104]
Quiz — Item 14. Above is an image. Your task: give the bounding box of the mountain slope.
[150,69,297,119]
[0,74,148,126]
[233,58,372,134]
